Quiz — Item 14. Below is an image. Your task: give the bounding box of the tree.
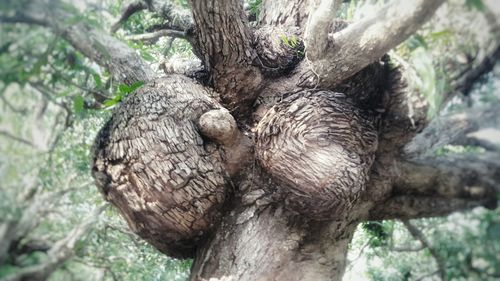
[1,0,499,280]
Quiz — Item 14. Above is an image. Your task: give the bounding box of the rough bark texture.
[191,204,358,281]
[5,0,498,280]
[259,0,314,32]
[303,0,447,89]
[86,0,498,279]
[189,0,263,116]
[256,91,378,220]
[92,76,229,258]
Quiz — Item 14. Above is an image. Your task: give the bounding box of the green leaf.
[430,29,453,41]
[128,81,144,93]
[73,95,85,115]
[118,81,144,94]
[118,84,130,94]
[103,98,118,107]
[92,73,102,88]
[465,0,485,10]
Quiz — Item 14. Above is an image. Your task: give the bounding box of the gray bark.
[92,75,229,258]
[2,0,499,280]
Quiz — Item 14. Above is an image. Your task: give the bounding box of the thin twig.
[125,29,186,43]
[401,220,447,280]
[0,130,35,147]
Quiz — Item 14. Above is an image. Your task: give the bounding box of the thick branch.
[404,102,500,158]
[370,152,499,220]
[259,0,314,32]
[2,0,154,84]
[188,0,262,117]
[125,29,186,43]
[303,0,445,88]
[370,195,490,221]
[304,0,342,61]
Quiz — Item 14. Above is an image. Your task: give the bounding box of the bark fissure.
[189,0,263,116]
[6,0,497,280]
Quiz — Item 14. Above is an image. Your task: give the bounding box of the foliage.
[0,1,191,280]
[247,0,262,18]
[347,209,500,281]
[103,81,145,108]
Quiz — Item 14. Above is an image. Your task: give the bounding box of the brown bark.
[88,0,498,279]
[92,75,229,258]
[259,0,314,32]
[4,0,499,280]
[191,205,358,281]
[188,0,263,117]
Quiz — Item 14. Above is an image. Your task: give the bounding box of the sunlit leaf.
[128,81,144,93]
[92,73,102,88]
[103,98,119,107]
[73,95,85,115]
[118,84,130,94]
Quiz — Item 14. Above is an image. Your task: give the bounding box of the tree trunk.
[87,1,499,280]
[191,205,357,281]
[4,0,499,280]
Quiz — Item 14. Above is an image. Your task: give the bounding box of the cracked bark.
[4,0,499,280]
[188,0,263,117]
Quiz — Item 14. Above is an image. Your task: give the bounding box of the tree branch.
[1,205,107,281]
[391,243,425,252]
[304,0,342,61]
[302,0,445,88]
[125,29,186,43]
[401,220,447,280]
[0,130,35,147]
[111,0,193,34]
[404,102,500,158]
[370,152,499,220]
[259,0,315,32]
[110,0,148,33]
[1,0,154,84]
[370,195,490,221]
[188,0,263,117]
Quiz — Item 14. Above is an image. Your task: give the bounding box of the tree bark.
[189,0,263,116]
[191,205,357,281]
[3,0,499,280]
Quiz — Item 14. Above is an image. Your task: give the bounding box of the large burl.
[91,75,229,258]
[255,91,379,220]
